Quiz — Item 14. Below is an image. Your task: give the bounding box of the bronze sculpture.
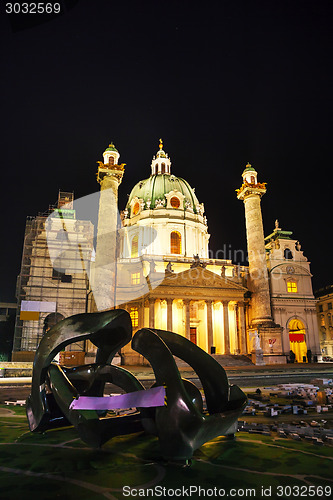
[26,309,247,462]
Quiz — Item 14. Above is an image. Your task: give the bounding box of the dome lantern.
[150,138,171,175]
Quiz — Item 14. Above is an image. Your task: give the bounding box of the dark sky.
[0,0,332,302]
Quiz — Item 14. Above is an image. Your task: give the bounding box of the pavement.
[1,362,332,386]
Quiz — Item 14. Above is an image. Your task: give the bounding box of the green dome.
[126,174,199,213]
[104,142,118,153]
[242,162,257,174]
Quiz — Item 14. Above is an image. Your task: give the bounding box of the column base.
[251,349,266,365]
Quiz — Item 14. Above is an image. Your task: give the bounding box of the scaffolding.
[12,192,94,361]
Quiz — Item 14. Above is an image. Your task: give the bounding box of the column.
[222,300,230,354]
[149,297,155,328]
[184,299,191,340]
[206,300,214,354]
[166,298,173,332]
[237,301,247,354]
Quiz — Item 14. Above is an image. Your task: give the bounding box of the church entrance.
[288,318,307,363]
[190,327,197,345]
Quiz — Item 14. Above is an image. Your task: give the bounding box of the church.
[90,140,320,365]
[12,140,320,365]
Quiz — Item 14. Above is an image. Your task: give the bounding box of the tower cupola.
[103,142,120,166]
[242,163,258,185]
[150,138,171,175]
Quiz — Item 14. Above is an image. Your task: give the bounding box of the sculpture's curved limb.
[147,329,235,413]
[132,328,247,461]
[26,309,132,432]
[47,363,144,447]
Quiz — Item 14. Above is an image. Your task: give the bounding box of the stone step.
[174,354,254,369]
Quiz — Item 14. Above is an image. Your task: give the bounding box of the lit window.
[130,307,139,327]
[287,281,297,293]
[131,272,140,285]
[170,196,180,208]
[108,156,114,166]
[131,235,138,258]
[320,314,325,327]
[132,202,140,216]
[170,231,181,254]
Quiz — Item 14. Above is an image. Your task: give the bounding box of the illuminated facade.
[114,144,320,364]
[13,141,321,365]
[265,222,320,363]
[315,285,333,359]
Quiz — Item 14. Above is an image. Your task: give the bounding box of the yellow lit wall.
[155,300,167,330]
[172,299,184,336]
[213,301,224,354]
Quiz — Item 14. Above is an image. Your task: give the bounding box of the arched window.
[161,163,166,173]
[250,176,255,184]
[170,231,181,254]
[132,201,140,216]
[284,248,293,259]
[170,196,180,208]
[108,156,114,166]
[131,235,139,258]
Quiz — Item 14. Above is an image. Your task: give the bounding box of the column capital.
[222,299,229,306]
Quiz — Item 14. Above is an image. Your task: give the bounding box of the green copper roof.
[104,142,118,153]
[265,229,293,242]
[242,163,257,175]
[126,174,199,213]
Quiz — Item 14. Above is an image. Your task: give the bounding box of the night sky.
[0,0,332,302]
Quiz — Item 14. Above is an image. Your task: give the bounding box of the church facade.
[91,140,320,365]
[13,140,321,365]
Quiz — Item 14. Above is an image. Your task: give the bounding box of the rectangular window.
[287,281,298,293]
[131,272,140,285]
[130,307,139,328]
[328,302,332,310]
[318,304,323,312]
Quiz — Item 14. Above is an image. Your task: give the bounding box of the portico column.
[237,302,247,354]
[166,298,173,331]
[206,300,214,354]
[222,300,230,354]
[149,298,155,328]
[184,299,191,340]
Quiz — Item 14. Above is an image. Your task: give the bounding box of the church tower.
[93,143,125,310]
